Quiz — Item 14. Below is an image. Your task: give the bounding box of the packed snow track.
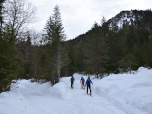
[0,67,152,114]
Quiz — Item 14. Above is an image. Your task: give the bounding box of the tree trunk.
[95,39,99,79]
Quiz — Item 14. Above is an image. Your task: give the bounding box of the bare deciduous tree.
[4,0,37,40]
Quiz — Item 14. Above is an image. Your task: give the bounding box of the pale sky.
[28,0,152,40]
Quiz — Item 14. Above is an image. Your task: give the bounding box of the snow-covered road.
[0,67,152,114]
[18,77,126,114]
[63,78,125,114]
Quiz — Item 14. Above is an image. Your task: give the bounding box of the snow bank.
[8,78,68,99]
[0,67,152,114]
[50,81,67,99]
[13,80,52,96]
[93,67,152,114]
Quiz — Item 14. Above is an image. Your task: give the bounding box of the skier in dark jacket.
[85,77,93,95]
[70,76,75,89]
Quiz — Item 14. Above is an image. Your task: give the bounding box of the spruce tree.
[43,5,69,85]
[0,23,23,92]
[84,22,110,78]
[119,54,138,73]
[147,35,152,67]
[0,0,5,93]
[107,22,124,73]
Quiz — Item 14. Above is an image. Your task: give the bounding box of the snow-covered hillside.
[108,10,144,28]
[0,67,152,114]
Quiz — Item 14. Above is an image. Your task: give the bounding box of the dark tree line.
[0,2,70,93]
[67,10,152,78]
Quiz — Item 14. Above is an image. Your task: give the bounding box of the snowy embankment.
[93,67,152,114]
[0,67,152,114]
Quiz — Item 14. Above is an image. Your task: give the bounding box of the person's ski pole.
[80,82,82,89]
[91,84,93,94]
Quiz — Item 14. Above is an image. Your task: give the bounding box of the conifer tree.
[0,23,23,92]
[84,22,110,79]
[147,35,152,67]
[107,22,124,73]
[43,5,69,85]
[0,0,5,93]
[119,54,138,73]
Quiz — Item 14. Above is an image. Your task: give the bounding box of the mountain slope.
[107,9,152,30]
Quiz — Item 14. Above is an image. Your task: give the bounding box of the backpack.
[71,78,74,82]
[81,78,85,82]
[87,79,90,85]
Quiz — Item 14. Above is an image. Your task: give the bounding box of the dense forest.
[67,9,152,78]
[0,0,152,93]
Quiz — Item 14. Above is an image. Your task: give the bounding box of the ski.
[86,93,92,97]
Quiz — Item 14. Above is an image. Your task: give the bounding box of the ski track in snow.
[94,87,147,114]
[0,69,151,114]
[64,79,125,114]
[8,77,125,114]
